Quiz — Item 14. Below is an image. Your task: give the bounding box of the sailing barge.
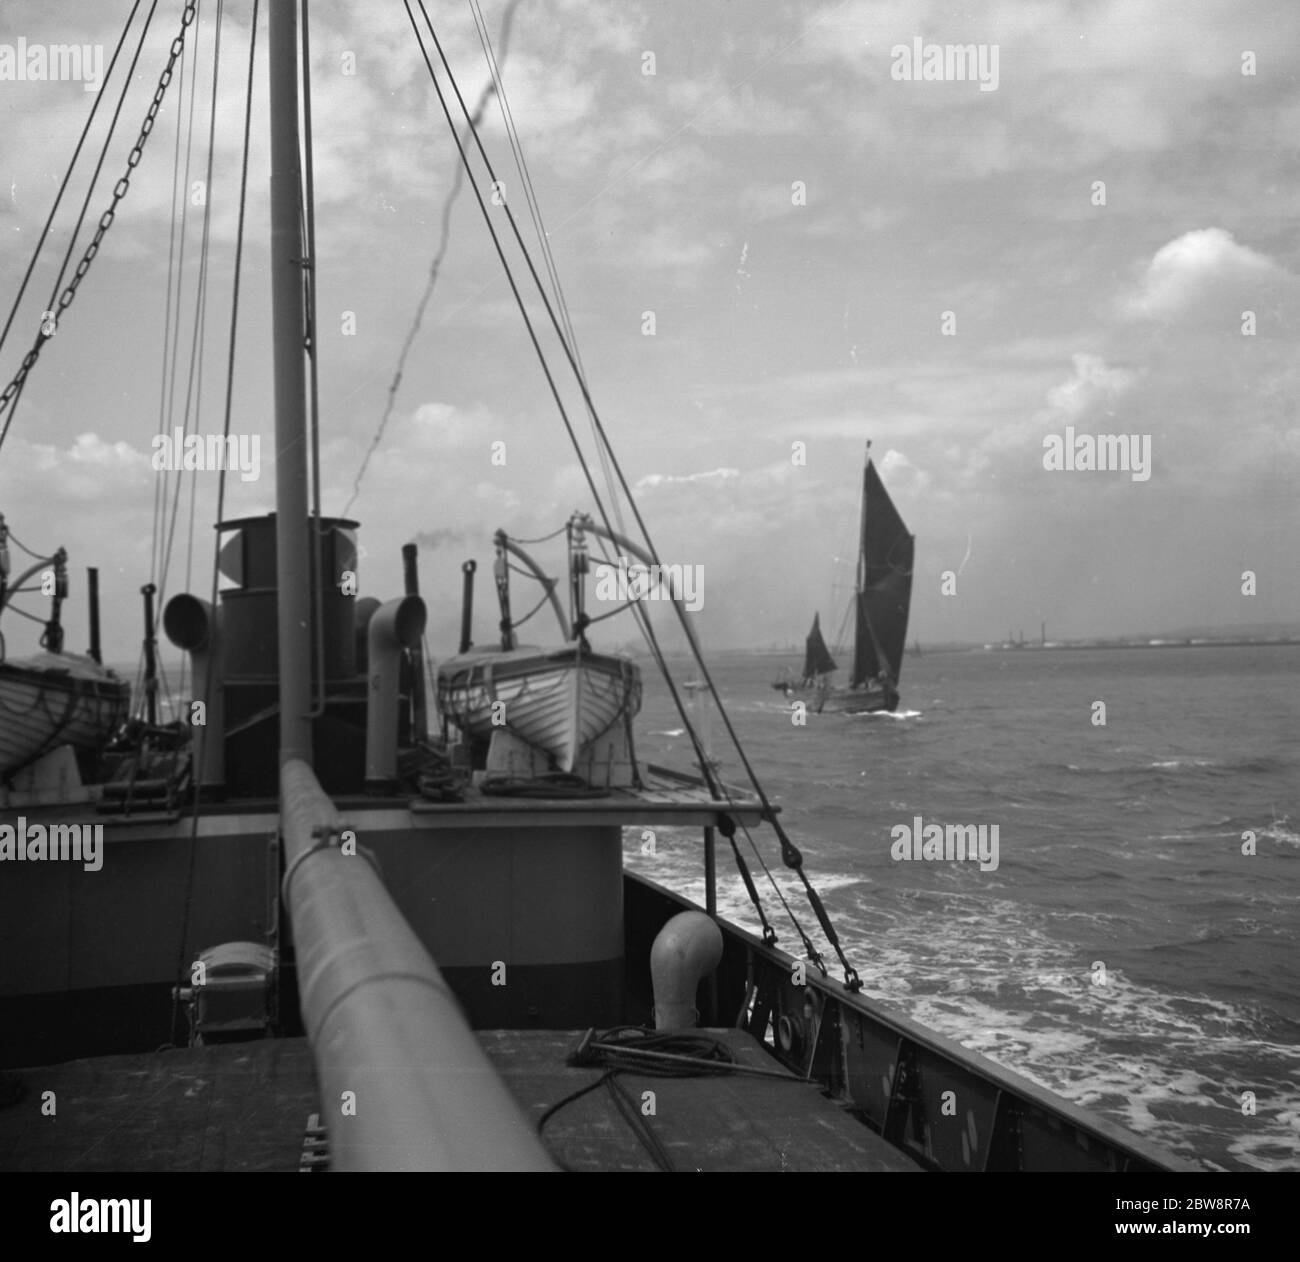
[776,449,915,713]
[0,2,1194,1173]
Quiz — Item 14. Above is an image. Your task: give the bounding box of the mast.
[851,442,870,687]
[269,0,313,765]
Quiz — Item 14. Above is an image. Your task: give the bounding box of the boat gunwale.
[628,870,1202,1173]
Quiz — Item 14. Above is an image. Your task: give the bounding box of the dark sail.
[802,613,837,679]
[850,459,914,689]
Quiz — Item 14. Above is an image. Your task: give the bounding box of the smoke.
[411,528,467,550]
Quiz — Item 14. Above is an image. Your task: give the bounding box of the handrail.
[280,758,555,1171]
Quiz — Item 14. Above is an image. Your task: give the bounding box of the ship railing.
[280,757,554,1171]
[628,866,1200,1174]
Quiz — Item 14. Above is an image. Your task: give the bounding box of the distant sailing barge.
[774,446,914,713]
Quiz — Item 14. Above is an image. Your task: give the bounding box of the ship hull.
[0,653,130,776]
[773,679,897,713]
[818,684,898,714]
[437,644,641,772]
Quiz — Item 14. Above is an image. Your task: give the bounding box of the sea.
[623,644,1300,1173]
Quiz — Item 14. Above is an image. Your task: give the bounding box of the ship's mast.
[268,0,313,765]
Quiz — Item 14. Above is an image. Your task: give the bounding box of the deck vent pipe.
[650,911,723,1029]
[163,593,224,790]
[354,596,381,675]
[365,595,426,791]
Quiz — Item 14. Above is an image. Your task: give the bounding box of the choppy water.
[624,645,1300,1172]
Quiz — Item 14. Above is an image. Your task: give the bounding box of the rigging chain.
[0,2,198,457]
[0,2,143,361]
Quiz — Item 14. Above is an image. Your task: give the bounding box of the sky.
[0,0,1297,666]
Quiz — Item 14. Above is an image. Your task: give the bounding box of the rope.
[152,6,190,589]
[409,6,863,990]
[0,2,142,360]
[721,819,777,947]
[468,0,627,540]
[480,772,609,799]
[156,2,210,612]
[503,524,566,546]
[169,0,256,1052]
[343,0,524,517]
[405,5,720,820]
[506,585,555,631]
[539,1027,811,1171]
[0,1,198,459]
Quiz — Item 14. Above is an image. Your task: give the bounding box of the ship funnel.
[650,911,723,1029]
[365,595,426,791]
[163,593,225,790]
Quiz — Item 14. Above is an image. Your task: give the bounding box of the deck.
[402,763,772,829]
[0,1029,919,1172]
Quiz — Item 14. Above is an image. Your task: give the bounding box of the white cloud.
[635,466,739,492]
[1042,352,1138,423]
[1121,228,1286,322]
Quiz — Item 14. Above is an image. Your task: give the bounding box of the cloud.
[24,431,149,500]
[878,446,930,493]
[1120,228,1287,323]
[1042,352,1138,424]
[634,466,739,492]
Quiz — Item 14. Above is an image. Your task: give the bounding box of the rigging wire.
[152,20,192,592]
[410,4,718,786]
[0,1,190,459]
[408,3,861,986]
[466,0,625,537]
[342,0,525,518]
[401,4,715,802]
[41,2,161,318]
[170,0,258,1051]
[0,1,141,360]
[154,2,205,603]
[161,1,224,674]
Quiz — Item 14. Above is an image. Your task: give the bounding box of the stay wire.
[157,1,205,601]
[410,6,723,820]
[415,1,860,989]
[344,0,523,518]
[42,1,160,314]
[0,0,142,360]
[170,0,257,1051]
[152,20,190,588]
[0,1,190,460]
[467,0,625,537]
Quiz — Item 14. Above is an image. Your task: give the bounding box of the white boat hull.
[437,644,641,773]
[0,652,131,776]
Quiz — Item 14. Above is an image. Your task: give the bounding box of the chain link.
[0,3,198,425]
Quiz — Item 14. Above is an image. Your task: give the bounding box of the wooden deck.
[0,1029,920,1172]
[404,763,772,829]
[480,1028,922,1172]
[0,1040,318,1172]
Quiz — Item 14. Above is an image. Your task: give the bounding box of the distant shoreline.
[680,639,1300,658]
